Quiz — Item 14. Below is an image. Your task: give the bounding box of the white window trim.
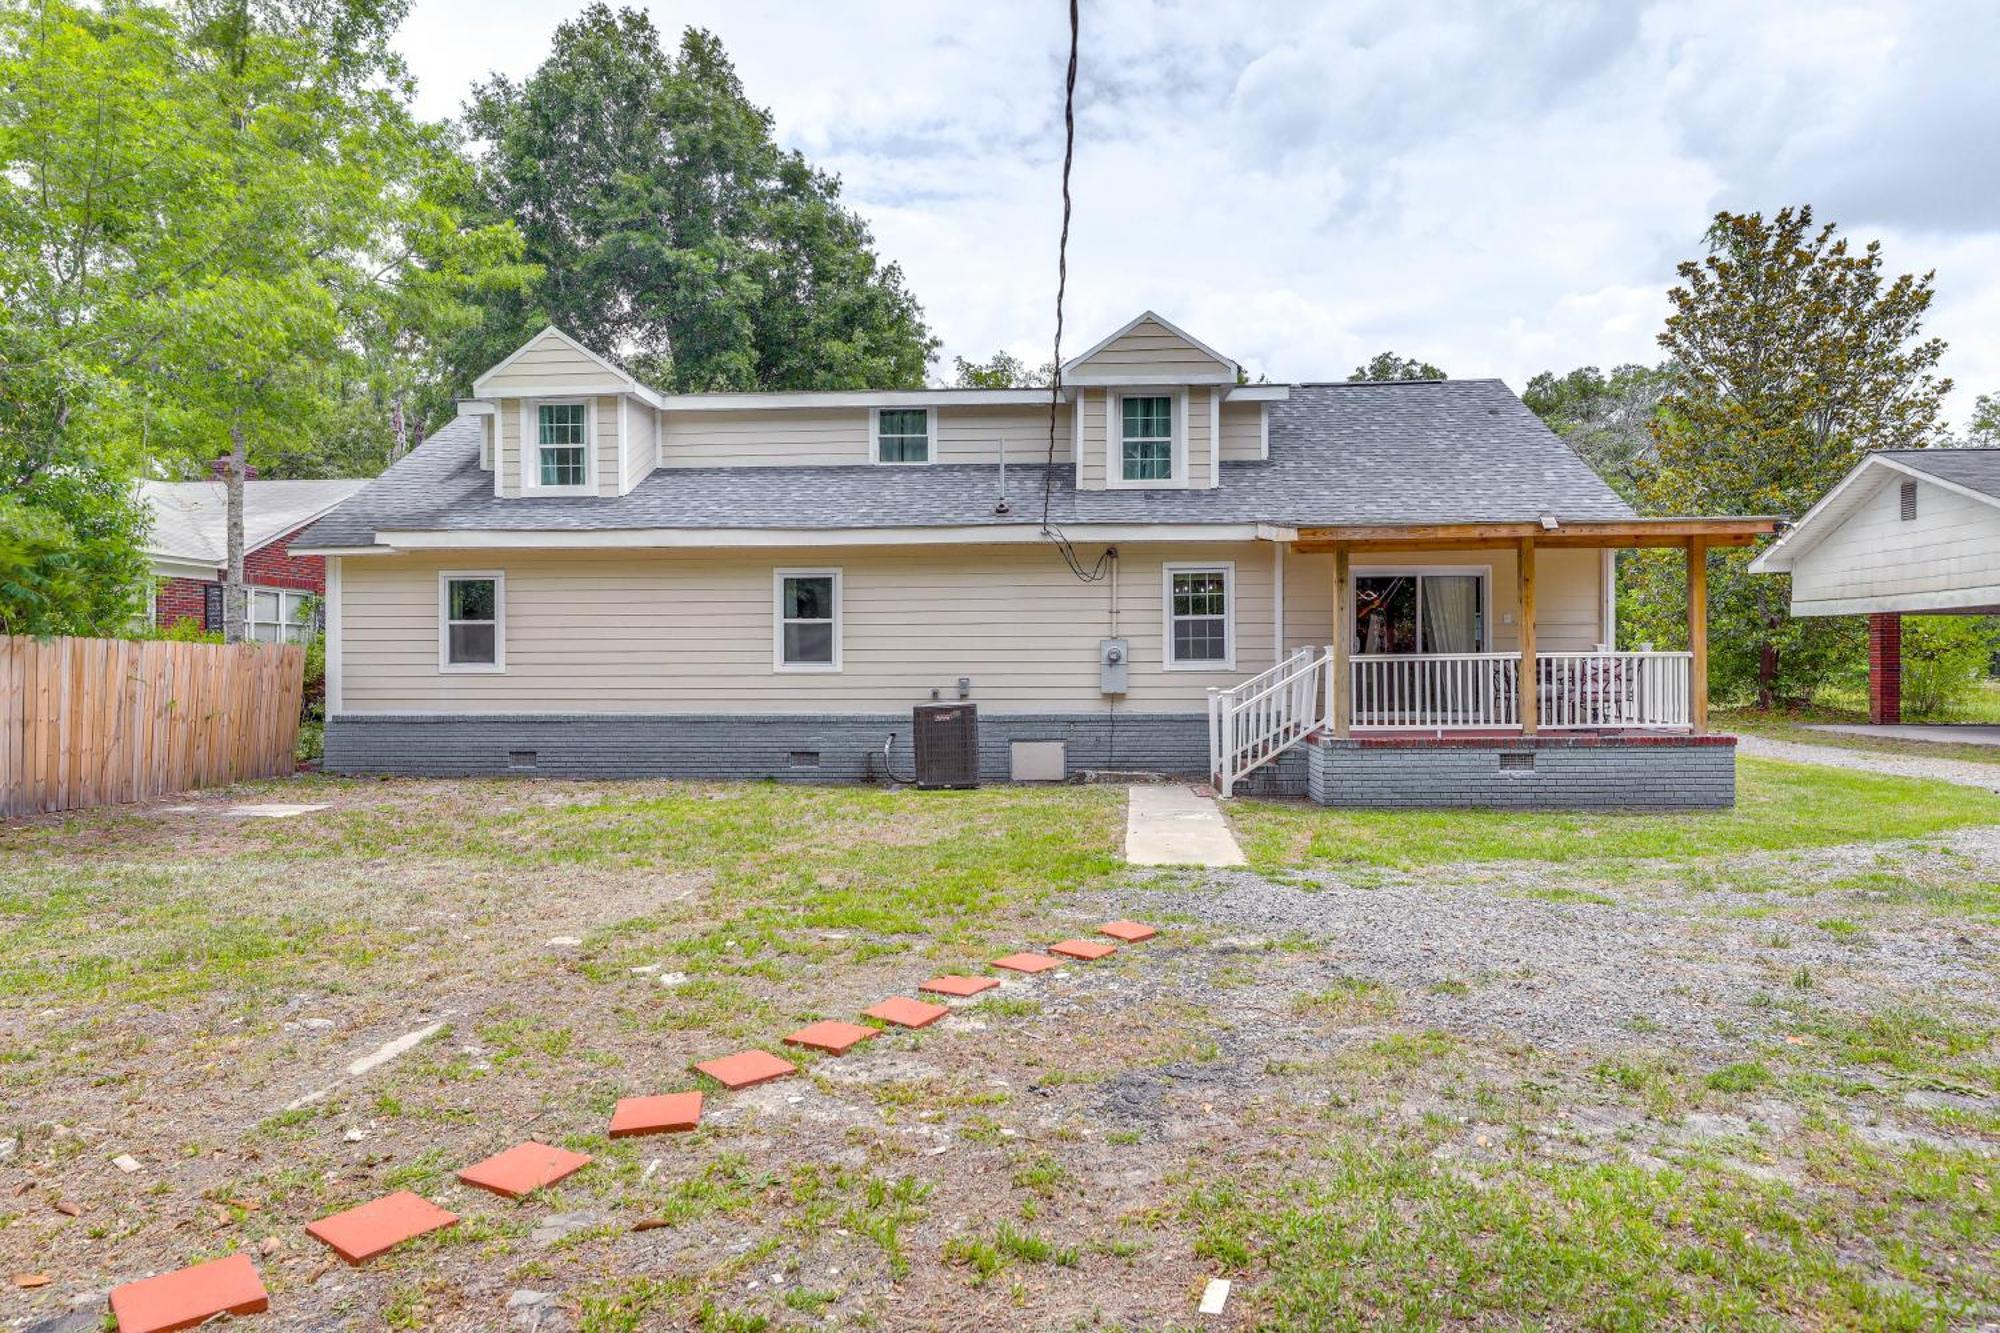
[871,405,936,465]
[438,570,506,674]
[1108,389,1187,490]
[773,567,843,672]
[1162,561,1235,671]
[244,584,316,644]
[521,399,595,496]
[1349,564,1493,655]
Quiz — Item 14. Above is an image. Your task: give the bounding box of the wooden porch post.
[1688,537,1709,734]
[1330,542,1350,737]
[1518,535,1537,735]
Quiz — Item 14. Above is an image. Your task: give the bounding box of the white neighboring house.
[1750,448,2000,723]
[141,478,368,641]
[296,311,1773,806]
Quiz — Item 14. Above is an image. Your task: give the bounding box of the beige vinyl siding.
[480,334,629,395]
[1072,318,1228,380]
[1790,473,2000,614]
[1188,387,1215,488]
[336,542,1288,715]
[935,405,1071,465]
[660,405,1071,469]
[624,402,658,491]
[496,406,522,498]
[661,409,869,468]
[595,396,620,495]
[1280,547,1608,655]
[1076,390,1108,490]
[1219,402,1264,461]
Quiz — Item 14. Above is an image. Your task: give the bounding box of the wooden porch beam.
[1330,542,1350,738]
[1688,537,1709,734]
[1519,535,1537,736]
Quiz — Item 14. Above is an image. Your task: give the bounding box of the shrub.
[1901,616,1997,718]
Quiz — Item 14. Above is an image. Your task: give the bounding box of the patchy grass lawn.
[2,769,1997,1329]
[1229,757,2000,870]
[1720,704,2000,767]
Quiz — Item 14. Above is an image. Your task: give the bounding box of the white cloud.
[399,0,2000,425]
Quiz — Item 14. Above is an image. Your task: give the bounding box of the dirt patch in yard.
[2,777,1997,1329]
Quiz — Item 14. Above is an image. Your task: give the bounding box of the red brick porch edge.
[1328,732,1739,750]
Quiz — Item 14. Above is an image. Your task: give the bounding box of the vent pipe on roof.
[994,438,1011,515]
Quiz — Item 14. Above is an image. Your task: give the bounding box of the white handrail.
[1348,650,1692,731]
[1209,646,1328,797]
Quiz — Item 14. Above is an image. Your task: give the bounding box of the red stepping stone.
[919,975,999,998]
[784,1020,877,1055]
[864,996,950,1029]
[609,1092,703,1138]
[306,1190,458,1265]
[109,1253,268,1333]
[1049,938,1117,961]
[1098,920,1159,943]
[457,1141,593,1200]
[992,952,1060,974]
[691,1049,797,1090]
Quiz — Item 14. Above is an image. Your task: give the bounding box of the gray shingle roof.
[1874,448,2000,501]
[142,478,370,564]
[296,379,1633,549]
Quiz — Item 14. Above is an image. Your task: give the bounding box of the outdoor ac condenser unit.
[912,703,980,789]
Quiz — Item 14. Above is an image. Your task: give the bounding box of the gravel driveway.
[1737,732,2000,790]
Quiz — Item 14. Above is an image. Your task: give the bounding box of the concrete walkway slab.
[1124,785,1246,868]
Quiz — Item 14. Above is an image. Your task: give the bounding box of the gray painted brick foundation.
[1307,734,1736,809]
[326,711,1307,790]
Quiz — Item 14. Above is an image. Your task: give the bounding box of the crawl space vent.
[1498,752,1535,772]
[507,750,538,771]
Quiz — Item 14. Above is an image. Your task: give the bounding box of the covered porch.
[1209,517,1779,801]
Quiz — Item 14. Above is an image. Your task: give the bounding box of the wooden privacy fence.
[0,635,305,817]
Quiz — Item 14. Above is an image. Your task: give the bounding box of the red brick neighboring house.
[142,477,368,640]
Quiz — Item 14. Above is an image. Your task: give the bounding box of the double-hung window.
[1120,395,1174,482]
[248,587,316,643]
[775,569,841,671]
[536,402,588,488]
[875,408,931,464]
[1164,564,1232,669]
[440,572,504,672]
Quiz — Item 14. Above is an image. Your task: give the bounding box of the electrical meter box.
[1098,638,1129,695]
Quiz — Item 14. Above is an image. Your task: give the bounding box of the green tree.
[1349,352,1445,382]
[0,0,187,632]
[1965,391,2000,448]
[1521,363,1672,502]
[1639,206,1952,706]
[952,351,1052,389]
[461,5,937,394]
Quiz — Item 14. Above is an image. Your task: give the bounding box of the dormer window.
[874,408,932,464]
[1121,395,1174,482]
[535,402,589,489]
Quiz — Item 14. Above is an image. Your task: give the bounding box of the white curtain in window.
[1421,575,1479,653]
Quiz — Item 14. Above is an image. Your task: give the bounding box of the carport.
[1751,448,2000,724]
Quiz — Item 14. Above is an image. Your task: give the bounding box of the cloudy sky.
[398,0,2000,426]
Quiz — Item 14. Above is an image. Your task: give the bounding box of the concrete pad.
[306,1191,457,1264]
[783,1020,877,1055]
[1809,723,2000,747]
[160,802,328,818]
[864,997,950,1029]
[1049,939,1116,961]
[609,1092,702,1137]
[108,1254,268,1333]
[457,1142,592,1199]
[692,1050,797,1090]
[1124,785,1246,867]
[918,975,999,998]
[992,952,1060,974]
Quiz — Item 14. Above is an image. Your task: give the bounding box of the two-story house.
[296,312,1774,807]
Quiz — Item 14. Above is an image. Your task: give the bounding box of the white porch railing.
[1351,652,1521,730]
[1208,646,1328,797]
[1207,649,1697,792]
[1536,651,1693,730]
